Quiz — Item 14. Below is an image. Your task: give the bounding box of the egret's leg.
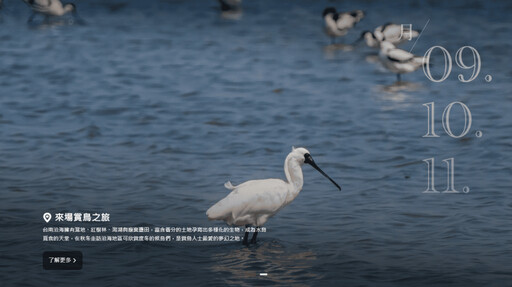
[250,227,259,244]
[242,225,249,245]
[396,74,401,82]
[331,37,335,45]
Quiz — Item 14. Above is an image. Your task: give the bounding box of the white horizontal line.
[259,273,268,276]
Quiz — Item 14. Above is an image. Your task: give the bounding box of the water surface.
[0,0,511,286]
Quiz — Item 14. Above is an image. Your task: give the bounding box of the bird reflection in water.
[373,81,423,110]
[324,43,355,52]
[323,43,355,60]
[210,240,321,286]
[378,81,422,94]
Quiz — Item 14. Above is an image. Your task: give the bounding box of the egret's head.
[322,7,337,17]
[290,147,341,190]
[289,147,310,164]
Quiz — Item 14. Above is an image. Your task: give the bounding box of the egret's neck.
[284,154,304,193]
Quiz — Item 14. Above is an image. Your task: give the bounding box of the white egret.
[379,41,424,82]
[23,0,79,23]
[322,7,364,44]
[206,147,341,245]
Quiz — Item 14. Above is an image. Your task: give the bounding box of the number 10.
[423,102,472,138]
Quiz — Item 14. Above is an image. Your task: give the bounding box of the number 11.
[423,157,458,193]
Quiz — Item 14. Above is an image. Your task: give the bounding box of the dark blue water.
[1,0,511,286]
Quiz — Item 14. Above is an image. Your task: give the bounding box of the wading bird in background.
[218,0,241,11]
[23,0,78,23]
[358,23,420,48]
[218,0,242,19]
[322,7,364,44]
[379,41,425,82]
[206,147,341,245]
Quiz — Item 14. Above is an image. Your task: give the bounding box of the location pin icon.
[43,212,52,223]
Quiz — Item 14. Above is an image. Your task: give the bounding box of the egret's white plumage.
[24,0,76,19]
[322,7,364,43]
[207,178,290,226]
[379,41,424,81]
[206,147,340,244]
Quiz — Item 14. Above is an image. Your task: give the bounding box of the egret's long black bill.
[305,154,341,191]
